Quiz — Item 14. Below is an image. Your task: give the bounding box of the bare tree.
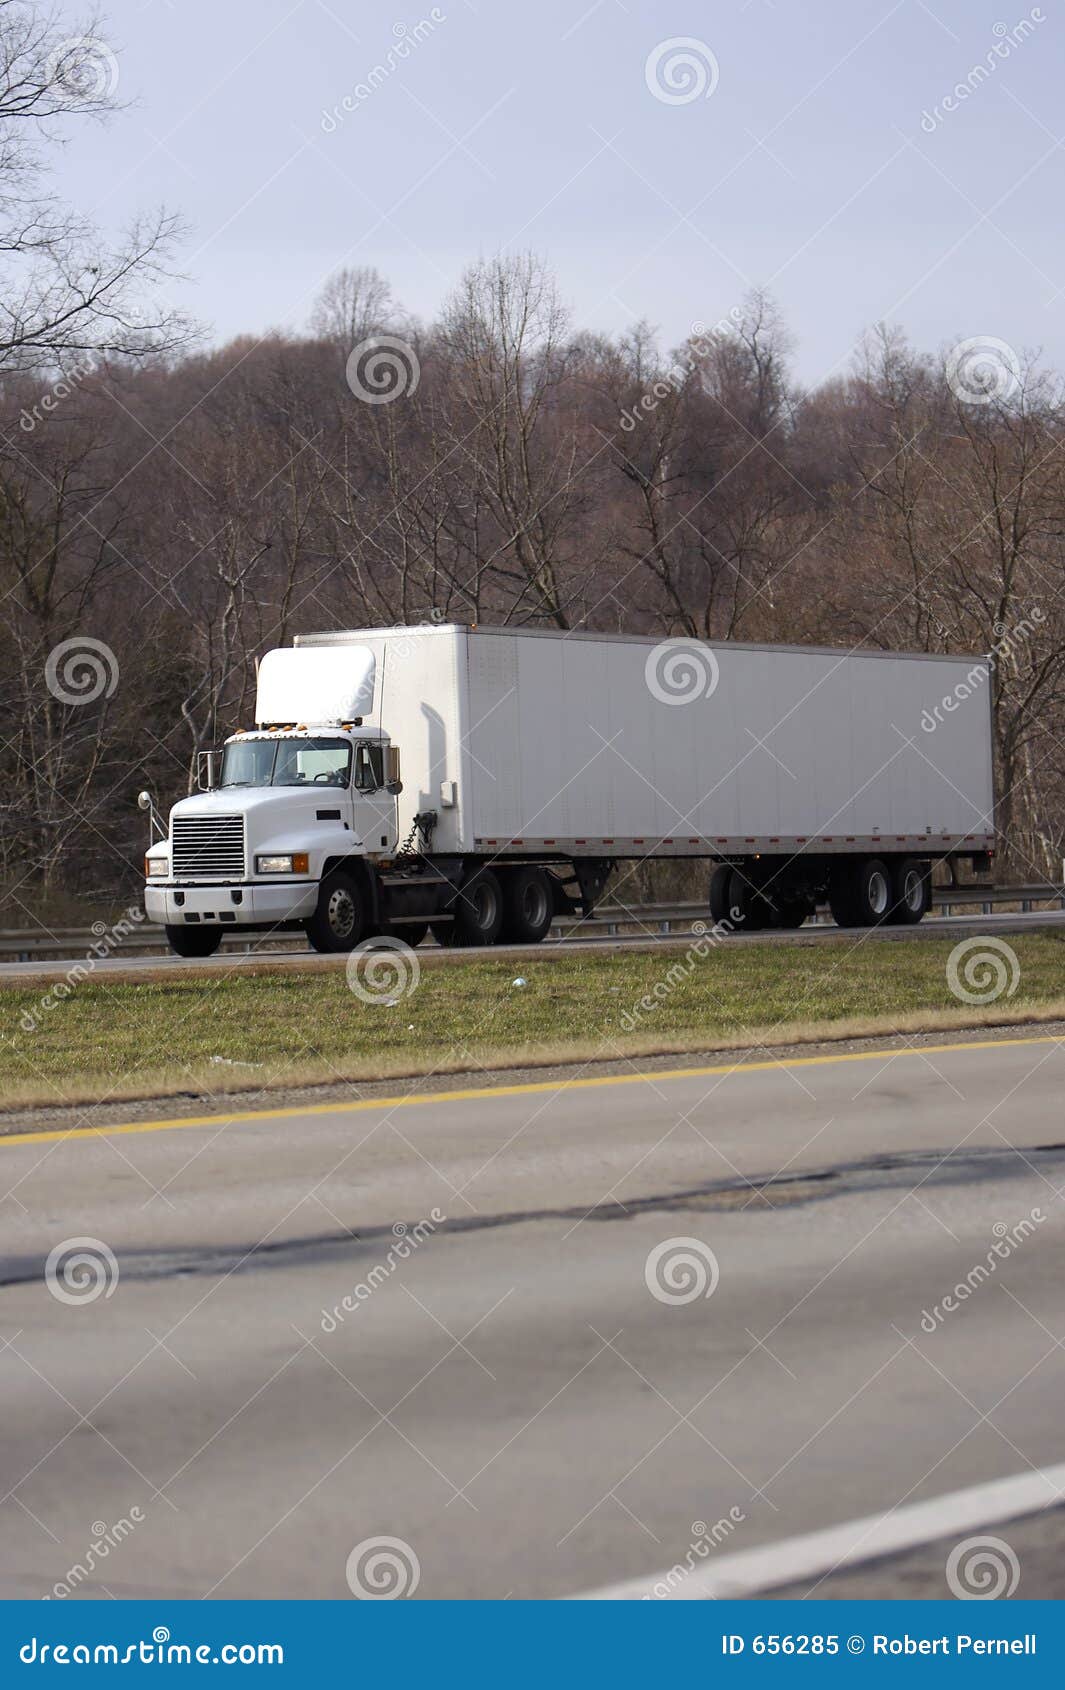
[0,1,191,375]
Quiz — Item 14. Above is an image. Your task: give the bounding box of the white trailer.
[144,625,995,955]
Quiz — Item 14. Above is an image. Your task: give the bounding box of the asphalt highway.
[1,1031,1064,1599]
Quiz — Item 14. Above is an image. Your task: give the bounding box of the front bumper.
[145,881,318,928]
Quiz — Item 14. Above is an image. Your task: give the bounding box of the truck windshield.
[219,738,352,788]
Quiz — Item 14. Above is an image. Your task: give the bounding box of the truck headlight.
[256,853,309,875]
[145,856,169,879]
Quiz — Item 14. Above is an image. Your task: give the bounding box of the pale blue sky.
[58,0,1064,384]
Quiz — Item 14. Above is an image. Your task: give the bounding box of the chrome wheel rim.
[903,869,924,912]
[868,870,889,916]
[327,887,356,938]
[521,881,548,928]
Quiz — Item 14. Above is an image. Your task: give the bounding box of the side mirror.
[386,744,402,786]
[136,790,153,812]
[196,749,222,791]
[386,779,403,795]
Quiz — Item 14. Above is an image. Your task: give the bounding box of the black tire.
[833,857,891,928]
[708,864,733,924]
[499,866,554,943]
[449,867,504,947]
[304,871,365,953]
[726,868,766,933]
[888,858,931,926]
[165,924,223,958]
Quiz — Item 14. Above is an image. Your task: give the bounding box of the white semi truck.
[143,624,995,956]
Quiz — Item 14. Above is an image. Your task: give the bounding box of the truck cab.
[145,725,400,957]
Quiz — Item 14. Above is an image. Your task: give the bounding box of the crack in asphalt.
[3,1140,1063,1291]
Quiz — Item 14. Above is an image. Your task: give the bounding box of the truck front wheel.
[305,872,366,953]
[165,924,223,958]
[499,866,553,943]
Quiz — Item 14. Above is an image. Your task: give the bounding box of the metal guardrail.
[0,884,1063,963]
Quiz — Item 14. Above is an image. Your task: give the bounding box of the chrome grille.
[171,814,245,880]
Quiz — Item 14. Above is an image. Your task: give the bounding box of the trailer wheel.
[708,865,733,924]
[888,858,931,926]
[447,867,504,947]
[832,857,891,928]
[500,866,554,943]
[726,868,766,933]
[165,924,223,958]
[304,871,365,952]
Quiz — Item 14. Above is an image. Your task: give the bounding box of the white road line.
[574,1463,1065,1599]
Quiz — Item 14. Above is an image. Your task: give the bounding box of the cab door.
[352,740,398,854]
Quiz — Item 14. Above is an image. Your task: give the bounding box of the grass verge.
[1,931,1063,1112]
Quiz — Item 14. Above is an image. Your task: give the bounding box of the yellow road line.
[1,1031,1063,1150]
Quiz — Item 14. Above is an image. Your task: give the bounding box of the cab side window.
[354,743,384,791]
